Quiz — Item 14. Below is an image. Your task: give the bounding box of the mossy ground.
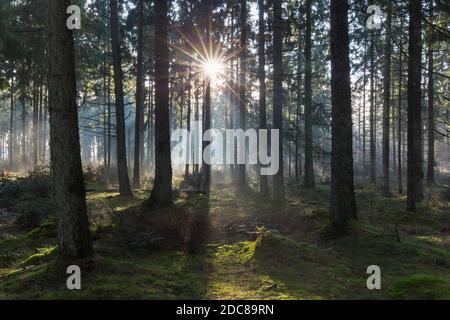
[0,181,449,300]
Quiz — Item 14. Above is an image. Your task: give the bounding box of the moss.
[388,274,450,300]
[1,183,449,300]
[21,246,57,267]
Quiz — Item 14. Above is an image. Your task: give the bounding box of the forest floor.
[0,174,449,300]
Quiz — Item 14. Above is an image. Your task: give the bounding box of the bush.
[440,187,450,202]
[15,196,54,230]
[0,172,53,230]
[0,172,52,207]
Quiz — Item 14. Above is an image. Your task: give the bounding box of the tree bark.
[369,30,376,184]
[258,0,268,196]
[272,0,284,201]
[46,0,93,261]
[398,9,404,194]
[110,0,132,196]
[426,1,435,185]
[9,71,14,170]
[20,63,27,170]
[145,0,172,207]
[382,7,392,196]
[304,0,315,188]
[33,81,39,170]
[330,0,357,230]
[238,0,247,189]
[406,0,423,211]
[133,0,144,189]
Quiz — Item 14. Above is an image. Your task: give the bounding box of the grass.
[0,181,449,300]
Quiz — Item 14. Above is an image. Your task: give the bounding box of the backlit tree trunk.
[110,0,132,196]
[145,0,172,207]
[272,0,284,201]
[258,0,268,196]
[382,7,392,196]
[406,0,423,211]
[46,0,93,261]
[133,0,144,189]
[304,0,315,188]
[330,0,357,229]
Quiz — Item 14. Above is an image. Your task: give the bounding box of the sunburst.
[170,23,244,101]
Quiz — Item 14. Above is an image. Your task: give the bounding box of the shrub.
[0,172,53,230]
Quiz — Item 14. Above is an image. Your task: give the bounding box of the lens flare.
[202,59,223,80]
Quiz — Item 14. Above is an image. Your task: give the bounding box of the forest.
[0,0,449,300]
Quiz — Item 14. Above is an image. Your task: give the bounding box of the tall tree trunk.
[362,40,367,178]
[38,84,43,165]
[107,70,111,169]
[258,0,268,196]
[46,0,93,261]
[42,89,48,163]
[272,0,284,201]
[202,80,211,191]
[295,19,302,180]
[238,0,247,189]
[398,9,404,194]
[110,0,132,196]
[426,1,435,185]
[369,30,376,184]
[133,0,144,189]
[9,71,14,170]
[20,64,27,170]
[202,3,212,192]
[194,79,200,174]
[32,81,39,170]
[382,7,392,196]
[330,0,357,230]
[103,58,108,167]
[406,0,423,211]
[145,0,172,207]
[185,67,192,177]
[304,0,315,188]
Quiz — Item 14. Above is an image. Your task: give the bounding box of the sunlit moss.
[389,274,450,299]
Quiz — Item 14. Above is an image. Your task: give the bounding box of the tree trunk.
[202,80,211,191]
[362,40,367,178]
[46,0,93,261]
[110,0,132,196]
[398,9,404,194]
[38,84,43,165]
[194,79,199,174]
[330,0,357,230]
[295,20,303,180]
[33,81,39,170]
[238,0,247,189]
[369,30,376,184]
[20,64,27,170]
[406,0,423,211]
[272,0,284,201]
[382,7,392,196]
[185,67,192,177]
[42,89,48,163]
[9,71,14,170]
[107,70,111,169]
[426,2,435,185]
[145,0,172,207]
[258,0,268,196]
[133,0,144,189]
[304,0,315,188]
